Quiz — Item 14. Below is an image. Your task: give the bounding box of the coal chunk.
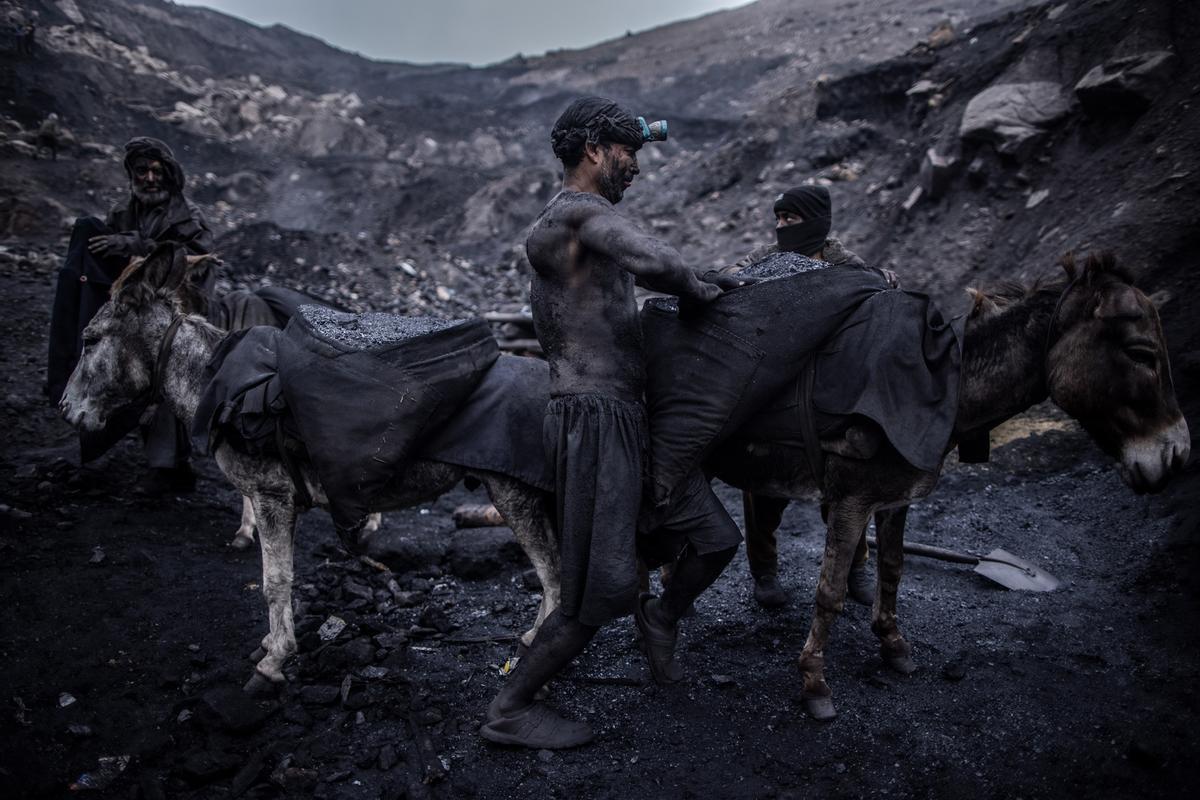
[299,305,462,349]
[198,687,271,733]
[447,526,528,579]
[299,685,341,705]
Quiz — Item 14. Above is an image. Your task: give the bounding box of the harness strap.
[152,315,186,400]
[1042,275,1081,368]
[795,359,826,491]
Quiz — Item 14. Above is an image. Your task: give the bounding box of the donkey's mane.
[965,250,1130,320]
[110,251,221,296]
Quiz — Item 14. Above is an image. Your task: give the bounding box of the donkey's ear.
[965,287,1001,319]
[1057,251,1078,282]
[140,243,190,292]
[1147,289,1172,310]
[172,253,221,317]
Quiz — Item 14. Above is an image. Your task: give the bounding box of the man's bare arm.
[578,210,720,302]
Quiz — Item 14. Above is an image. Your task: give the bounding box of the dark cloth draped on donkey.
[194,307,499,532]
[196,259,961,614]
[641,254,963,505]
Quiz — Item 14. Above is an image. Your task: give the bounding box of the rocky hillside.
[1,0,1197,412]
[0,0,1027,308]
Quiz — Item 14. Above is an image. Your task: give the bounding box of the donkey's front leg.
[244,488,299,693]
[798,499,872,721]
[871,507,916,674]
[230,495,257,550]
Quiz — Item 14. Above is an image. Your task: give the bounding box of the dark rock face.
[198,687,272,733]
[1075,51,1177,115]
[366,529,450,568]
[446,526,529,579]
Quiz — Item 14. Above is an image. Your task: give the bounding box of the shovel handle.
[866,536,979,565]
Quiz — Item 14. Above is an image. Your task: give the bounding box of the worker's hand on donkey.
[701,269,762,291]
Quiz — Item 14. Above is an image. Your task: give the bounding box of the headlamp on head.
[637,117,669,142]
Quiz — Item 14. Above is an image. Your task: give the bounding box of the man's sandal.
[480,700,593,749]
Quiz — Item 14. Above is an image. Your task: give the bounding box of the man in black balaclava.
[717,184,899,609]
[47,136,214,494]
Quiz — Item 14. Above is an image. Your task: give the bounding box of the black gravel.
[300,305,462,349]
[736,251,830,280]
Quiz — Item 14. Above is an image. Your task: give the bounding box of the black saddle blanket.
[194,307,498,529]
[644,254,962,501]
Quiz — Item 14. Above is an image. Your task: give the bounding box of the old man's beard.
[132,185,169,207]
[597,158,631,204]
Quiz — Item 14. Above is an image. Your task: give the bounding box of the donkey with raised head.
[60,248,561,692]
[710,252,1190,719]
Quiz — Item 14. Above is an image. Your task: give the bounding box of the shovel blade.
[973,549,1061,592]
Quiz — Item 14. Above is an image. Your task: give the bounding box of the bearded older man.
[47,137,213,492]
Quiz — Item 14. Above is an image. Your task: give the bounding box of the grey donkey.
[59,249,561,692]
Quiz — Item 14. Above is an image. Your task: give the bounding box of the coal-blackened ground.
[1,250,1198,799]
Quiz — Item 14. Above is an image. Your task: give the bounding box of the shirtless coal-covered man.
[480,97,746,749]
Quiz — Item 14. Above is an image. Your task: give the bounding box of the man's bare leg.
[482,609,598,749]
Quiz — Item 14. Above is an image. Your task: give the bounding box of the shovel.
[866,536,1060,592]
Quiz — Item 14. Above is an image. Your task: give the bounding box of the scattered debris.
[69,755,130,791]
[318,615,347,642]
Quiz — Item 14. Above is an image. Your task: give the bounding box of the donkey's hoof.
[248,647,266,662]
[884,653,918,675]
[802,692,837,721]
[230,534,254,551]
[243,672,280,696]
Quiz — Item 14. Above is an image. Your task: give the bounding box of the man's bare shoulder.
[527,192,616,273]
[533,190,613,231]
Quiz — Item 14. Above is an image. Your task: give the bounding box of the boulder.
[919,148,959,199]
[77,141,118,160]
[197,687,270,733]
[959,82,1072,159]
[295,115,388,158]
[0,196,72,237]
[365,529,449,571]
[447,526,528,579]
[1075,50,1177,115]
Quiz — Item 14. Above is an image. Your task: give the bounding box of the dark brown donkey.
[710,252,1190,720]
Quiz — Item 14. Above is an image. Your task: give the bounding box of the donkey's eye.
[1124,345,1157,367]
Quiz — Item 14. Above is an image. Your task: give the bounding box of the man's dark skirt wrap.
[545,393,648,628]
[636,468,743,569]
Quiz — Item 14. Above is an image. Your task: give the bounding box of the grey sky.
[185,0,749,66]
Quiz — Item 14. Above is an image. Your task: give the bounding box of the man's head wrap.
[551,96,644,167]
[774,184,833,257]
[123,136,185,192]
